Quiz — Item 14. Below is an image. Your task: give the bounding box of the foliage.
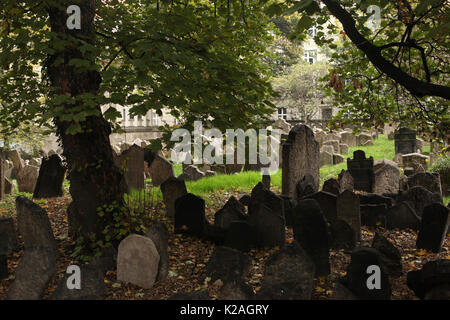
[265,0,449,140]
[430,154,450,185]
[272,61,329,120]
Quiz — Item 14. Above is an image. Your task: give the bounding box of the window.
[277,108,287,120]
[152,112,159,126]
[128,108,135,120]
[307,26,317,38]
[122,108,126,120]
[303,50,317,64]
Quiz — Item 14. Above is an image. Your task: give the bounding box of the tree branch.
[321,0,450,100]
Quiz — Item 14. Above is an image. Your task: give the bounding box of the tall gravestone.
[337,190,361,242]
[282,125,320,198]
[394,127,417,155]
[347,150,374,193]
[116,144,145,191]
[160,177,187,219]
[33,155,66,199]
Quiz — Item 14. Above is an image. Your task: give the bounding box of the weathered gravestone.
[347,150,374,193]
[144,150,174,186]
[372,233,402,277]
[343,247,391,300]
[373,162,400,194]
[248,183,285,248]
[386,202,421,230]
[292,199,330,276]
[320,150,334,167]
[394,127,417,155]
[145,222,169,282]
[205,246,251,284]
[160,177,187,219]
[183,165,206,181]
[116,144,145,191]
[214,196,246,230]
[416,203,449,253]
[295,173,317,201]
[407,172,442,199]
[0,217,18,253]
[337,190,361,242]
[262,174,271,189]
[117,234,160,289]
[33,154,66,199]
[322,178,340,196]
[329,219,356,250]
[397,186,442,217]
[52,261,106,300]
[407,259,450,300]
[338,169,354,192]
[16,165,39,193]
[341,131,357,147]
[402,153,428,172]
[255,241,315,300]
[304,191,337,223]
[282,125,320,198]
[7,197,58,300]
[174,193,207,237]
[360,204,388,227]
[224,221,255,252]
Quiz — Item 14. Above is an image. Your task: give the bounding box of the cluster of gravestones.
[314,128,379,167]
[0,150,66,200]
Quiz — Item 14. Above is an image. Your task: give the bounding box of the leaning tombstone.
[33,154,66,199]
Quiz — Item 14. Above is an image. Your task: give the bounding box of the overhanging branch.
[321,0,450,100]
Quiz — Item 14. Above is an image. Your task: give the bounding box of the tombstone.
[329,219,356,250]
[146,152,174,186]
[339,143,349,155]
[33,155,66,199]
[7,197,58,300]
[214,196,246,230]
[117,234,160,289]
[402,153,428,172]
[323,140,340,153]
[262,174,271,189]
[360,204,388,227]
[333,154,345,165]
[304,191,337,223]
[341,131,357,147]
[205,246,251,284]
[321,145,334,154]
[145,222,169,281]
[116,144,145,191]
[358,193,394,208]
[248,183,285,248]
[272,118,291,133]
[357,133,373,146]
[338,170,354,192]
[407,259,450,300]
[160,177,187,219]
[386,202,421,230]
[344,247,391,300]
[397,186,442,217]
[4,178,13,194]
[320,151,334,167]
[52,261,106,300]
[295,174,317,200]
[416,203,449,253]
[0,217,18,253]
[8,149,24,176]
[239,194,251,207]
[218,280,254,300]
[372,233,402,277]
[183,165,206,181]
[322,178,340,195]
[0,159,4,200]
[407,172,442,198]
[394,127,417,155]
[373,162,400,194]
[337,190,361,242]
[174,193,207,237]
[374,158,398,172]
[16,165,39,193]
[256,241,315,300]
[292,199,330,276]
[282,125,320,198]
[347,150,374,193]
[224,221,255,252]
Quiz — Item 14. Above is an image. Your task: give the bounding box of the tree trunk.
[46,1,126,247]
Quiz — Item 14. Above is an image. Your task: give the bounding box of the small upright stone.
[336,190,361,242]
[292,199,330,276]
[416,203,449,253]
[160,177,187,219]
[174,193,207,237]
[322,178,340,196]
[33,154,66,198]
[117,234,160,289]
[347,150,374,193]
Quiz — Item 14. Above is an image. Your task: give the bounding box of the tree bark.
[46,1,126,245]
